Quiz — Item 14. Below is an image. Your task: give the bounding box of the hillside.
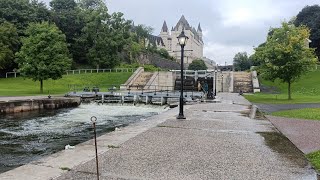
[0,72,132,96]
[245,70,320,104]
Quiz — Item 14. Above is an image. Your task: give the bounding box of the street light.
[221,74,224,92]
[214,69,217,96]
[91,116,99,180]
[177,30,188,119]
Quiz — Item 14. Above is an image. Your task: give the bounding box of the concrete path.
[0,93,317,179]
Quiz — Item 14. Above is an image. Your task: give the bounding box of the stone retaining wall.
[0,97,81,115]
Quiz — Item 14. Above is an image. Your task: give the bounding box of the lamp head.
[177,30,189,46]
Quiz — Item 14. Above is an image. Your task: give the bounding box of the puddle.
[258,132,308,168]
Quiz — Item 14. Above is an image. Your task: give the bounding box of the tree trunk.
[288,81,291,100]
[40,80,43,94]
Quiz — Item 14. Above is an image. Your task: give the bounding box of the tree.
[254,22,317,100]
[233,52,252,71]
[294,5,320,59]
[133,24,153,47]
[77,0,132,68]
[50,0,86,64]
[158,48,170,59]
[188,59,207,70]
[0,0,50,35]
[16,22,72,93]
[0,22,19,70]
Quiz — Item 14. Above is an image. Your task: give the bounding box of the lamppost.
[91,116,99,180]
[221,74,224,92]
[214,69,217,96]
[177,30,188,119]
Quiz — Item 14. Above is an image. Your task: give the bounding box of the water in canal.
[0,103,168,173]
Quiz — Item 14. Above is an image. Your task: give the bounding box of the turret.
[197,23,203,40]
[160,21,169,34]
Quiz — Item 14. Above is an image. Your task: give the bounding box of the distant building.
[146,15,204,65]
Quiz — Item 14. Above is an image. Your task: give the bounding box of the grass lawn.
[0,72,132,96]
[244,70,320,104]
[271,108,320,120]
[307,151,320,171]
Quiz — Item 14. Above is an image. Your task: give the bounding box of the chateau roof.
[161,21,168,32]
[197,23,202,32]
[148,34,164,46]
[174,15,191,31]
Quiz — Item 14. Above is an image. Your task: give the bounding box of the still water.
[0,104,167,173]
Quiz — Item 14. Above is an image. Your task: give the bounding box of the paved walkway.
[0,93,317,179]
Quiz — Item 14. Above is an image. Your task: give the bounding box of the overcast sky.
[43,0,319,65]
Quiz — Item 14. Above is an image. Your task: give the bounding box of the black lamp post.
[221,74,224,92]
[214,69,217,96]
[177,30,188,119]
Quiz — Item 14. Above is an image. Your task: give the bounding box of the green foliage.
[254,22,317,100]
[0,22,19,69]
[271,108,320,120]
[188,59,207,70]
[157,48,170,59]
[307,151,320,171]
[0,0,165,72]
[233,52,252,71]
[76,0,133,68]
[15,22,72,93]
[117,63,140,69]
[143,64,160,72]
[294,5,320,59]
[0,0,50,35]
[132,24,153,47]
[50,0,85,62]
[0,72,132,96]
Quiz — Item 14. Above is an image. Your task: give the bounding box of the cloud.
[204,42,254,65]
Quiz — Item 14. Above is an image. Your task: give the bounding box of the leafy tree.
[0,22,19,69]
[50,0,85,64]
[233,52,252,71]
[77,0,132,68]
[0,0,50,35]
[16,22,72,93]
[294,5,320,59]
[188,59,207,70]
[133,24,153,47]
[158,48,170,59]
[254,22,317,100]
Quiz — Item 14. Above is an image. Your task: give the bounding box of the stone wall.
[0,97,81,114]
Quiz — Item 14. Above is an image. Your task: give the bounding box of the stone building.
[147,15,204,65]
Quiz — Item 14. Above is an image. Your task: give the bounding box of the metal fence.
[4,68,136,78]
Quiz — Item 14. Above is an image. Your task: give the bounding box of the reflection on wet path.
[0,104,167,173]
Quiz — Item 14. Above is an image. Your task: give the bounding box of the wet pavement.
[0,93,317,179]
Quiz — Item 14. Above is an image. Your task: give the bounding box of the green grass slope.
[245,70,320,104]
[0,72,132,96]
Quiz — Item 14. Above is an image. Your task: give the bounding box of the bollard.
[91,116,99,180]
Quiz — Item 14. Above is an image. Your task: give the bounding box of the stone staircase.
[233,72,253,93]
[131,72,154,90]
